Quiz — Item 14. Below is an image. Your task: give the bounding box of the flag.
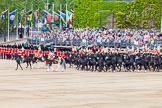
[70,10,74,20]
[42,18,47,24]
[43,10,52,23]
[0,9,8,20]
[18,10,25,23]
[9,10,17,24]
[72,11,74,20]
[53,11,60,21]
[52,11,61,26]
[34,9,39,23]
[42,10,50,24]
[27,10,32,21]
[67,10,73,23]
[58,11,66,24]
[70,10,74,13]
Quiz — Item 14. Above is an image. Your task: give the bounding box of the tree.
[74,0,162,29]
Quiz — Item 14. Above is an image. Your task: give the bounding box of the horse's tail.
[42,56,45,61]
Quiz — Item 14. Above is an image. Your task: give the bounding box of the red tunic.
[21,50,25,56]
[1,47,4,54]
[24,49,29,55]
[56,47,58,52]
[4,48,7,54]
[8,48,12,55]
[39,50,43,55]
[156,51,160,55]
[62,52,65,58]
[43,51,49,55]
[17,49,22,55]
[5,48,9,55]
[14,49,17,54]
[0,47,2,54]
[10,48,14,54]
[57,52,61,57]
[29,49,34,54]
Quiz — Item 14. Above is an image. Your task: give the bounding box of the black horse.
[15,54,23,70]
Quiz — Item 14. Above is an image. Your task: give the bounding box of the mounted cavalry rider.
[15,48,23,70]
[34,46,44,61]
[47,50,55,72]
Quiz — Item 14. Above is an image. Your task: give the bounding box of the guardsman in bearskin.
[4,47,7,59]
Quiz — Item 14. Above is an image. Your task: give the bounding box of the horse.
[116,54,124,72]
[88,53,97,72]
[15,54,23,70]
[23,55,32,69]
[55,57,66,72]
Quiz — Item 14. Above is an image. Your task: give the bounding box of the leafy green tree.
[74,0,162,29]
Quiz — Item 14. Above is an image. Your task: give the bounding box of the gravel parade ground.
[0,59,162,108]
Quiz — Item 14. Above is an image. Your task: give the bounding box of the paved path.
[0,59,162,108]
[0,36,27,45]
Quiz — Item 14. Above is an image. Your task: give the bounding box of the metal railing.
[27,37,162,49]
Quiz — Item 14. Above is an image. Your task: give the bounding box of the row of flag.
[0,9,17,24]
[0,9,74,26]
[42,10,74,25]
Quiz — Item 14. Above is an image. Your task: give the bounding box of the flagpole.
[60,4,62,29]
[7,8,10,41]
[161,13,162,33]
[16,11,18,40]
[38,9,39,32]
[47,0,49,10]
[31,4,33,37]
[24,0,27,38]
[59,5,61,29]
[4,9,7,42]
[66,3,68,28]
[52,3,54,30]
